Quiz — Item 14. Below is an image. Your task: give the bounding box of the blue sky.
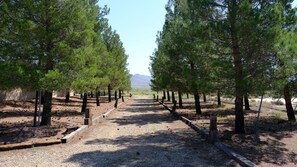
[99,0,167,76]
[99,0,297,76]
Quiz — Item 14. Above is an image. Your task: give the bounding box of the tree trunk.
[194,90,202,115]
[217,91,221,106]
[244,94,250,110]
[284,84,296,122]
[33,91,39,127]
[172,91,175,104]
[203,93,206,103]
[40,91,53,126]
[81,93,88,112]
[80,93,83,99]
[108,85,111,102]
[119,90,122,99]
[114,98,118,108]
[65,89,70,103]
[235,97,244,133]
[41,92,45,104]
[115,90,117,100]
[178,91,183,108]
[167,91,170,102]
[96,92,100,106]
[230,1,245,134]
[91,91,94,98]
[189,62,201,115]
[104,90,106,96]
[163,90,166,100]
[187,93,189,99]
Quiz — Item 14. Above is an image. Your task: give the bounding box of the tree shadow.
[0,100,33,109]
[110,113,177,126]
[173,100,297,166]
[130,103,159,107]
[206,113,297,165]
[0,121,63,144]
[219,121,297,166]
[0,110,34,118]
[0,108,84,119]
[52,110,84,117]
[65,130,237,167]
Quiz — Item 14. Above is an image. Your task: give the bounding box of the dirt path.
[0,97,237,167]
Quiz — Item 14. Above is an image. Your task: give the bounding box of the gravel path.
[0,97,238,167]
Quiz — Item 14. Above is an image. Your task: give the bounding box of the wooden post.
[84,108,92,127]
[209,115,218,143]
[122,96,124,102]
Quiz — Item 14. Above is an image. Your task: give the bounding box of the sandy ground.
[0,97,238,167]
[165,97,297,167]
[0,96,116,145]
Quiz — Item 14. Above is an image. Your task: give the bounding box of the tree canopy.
[0,0,131,125]
[150,0,297,134]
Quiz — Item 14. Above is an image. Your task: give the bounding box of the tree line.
[0,0,131,126]
[150,0,297,134]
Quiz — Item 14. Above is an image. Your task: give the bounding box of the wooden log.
[61,125,88,143]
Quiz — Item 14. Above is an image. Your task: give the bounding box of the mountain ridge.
[131,74,151,89]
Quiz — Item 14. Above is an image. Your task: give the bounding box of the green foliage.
[150,0,297,133]
[0,0,131,94]
[39,70,64,91]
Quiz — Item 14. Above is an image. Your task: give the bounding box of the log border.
[0,97,130,151]
[158,100,257,167]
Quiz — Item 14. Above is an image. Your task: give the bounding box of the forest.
[150,0,297,134]
[0,0,131,126]
[1,0,297,166]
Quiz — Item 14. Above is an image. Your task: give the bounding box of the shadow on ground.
[65,129,237,167]
[175,100,297,166]
[0,121,63,144]
[109,99,176,126]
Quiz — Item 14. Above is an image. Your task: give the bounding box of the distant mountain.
[131,74,152,89]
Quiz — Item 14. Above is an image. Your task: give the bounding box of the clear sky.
[99,0,297,76]
[99,0,167,76]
